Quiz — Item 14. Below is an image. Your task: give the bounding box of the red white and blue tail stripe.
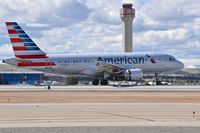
[5,22,56,67]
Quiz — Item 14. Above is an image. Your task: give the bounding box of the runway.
[0,103,200,133]
[0,85,200,133]
[0,86,200,103]
[0,103,200,126]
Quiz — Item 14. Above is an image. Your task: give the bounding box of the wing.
[96,61,126,74]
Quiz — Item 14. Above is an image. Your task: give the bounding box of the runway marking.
[82,111,155,122]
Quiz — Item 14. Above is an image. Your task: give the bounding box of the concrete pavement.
[0,103,199,124]
[0,86,200,132]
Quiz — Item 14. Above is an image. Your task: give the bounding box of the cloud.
[0,44,13,60]
[0,0,200,67]
[0,0,91,26]
[135,0,200,31]
[135,28,189,46]
[180,58,200,68]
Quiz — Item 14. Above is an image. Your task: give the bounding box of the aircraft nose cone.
[177,61,184,70]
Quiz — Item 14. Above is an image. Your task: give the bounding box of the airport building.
[144,68,200,85]
[0,71,43,85]
[0,64,44,85]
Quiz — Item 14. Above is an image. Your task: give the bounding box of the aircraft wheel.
[92,79,99,85]
[100,79,108,85]
[47,85,51,90]
[156,81,162,85]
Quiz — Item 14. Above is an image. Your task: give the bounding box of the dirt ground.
[0,91,200,103]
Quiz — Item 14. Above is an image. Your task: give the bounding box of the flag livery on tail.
[5,22,56,67]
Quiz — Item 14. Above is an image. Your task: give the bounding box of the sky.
[0,0,200,68]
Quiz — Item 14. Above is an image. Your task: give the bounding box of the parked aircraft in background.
[3,22,184,85]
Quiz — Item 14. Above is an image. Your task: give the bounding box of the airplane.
[3,22,184,85]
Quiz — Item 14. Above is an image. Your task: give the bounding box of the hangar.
[0,64,44,85]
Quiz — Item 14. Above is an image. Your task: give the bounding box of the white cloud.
[180,58,200,68]
[0,0,91,25]
[135,28,189,46]
[0,44,13,60]
[0,0,199,67]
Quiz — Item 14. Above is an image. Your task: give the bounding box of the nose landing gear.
[155,73,162,85]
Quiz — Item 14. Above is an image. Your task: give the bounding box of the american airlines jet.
[3,22,184,85]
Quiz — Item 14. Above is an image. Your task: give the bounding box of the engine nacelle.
[124,69,143,81]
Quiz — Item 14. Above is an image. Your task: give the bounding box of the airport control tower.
[120,0,135,52]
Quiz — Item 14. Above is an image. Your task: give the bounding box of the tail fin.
[5,22,56,68]
[5,22,48,59]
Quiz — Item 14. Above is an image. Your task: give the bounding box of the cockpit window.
[169,57,175,61]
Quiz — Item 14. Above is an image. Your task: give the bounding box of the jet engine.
[124,69,143,81]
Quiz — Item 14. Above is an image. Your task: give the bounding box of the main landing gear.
[92,79,99,85]
[92,79,108,85]
[100,79,108,85]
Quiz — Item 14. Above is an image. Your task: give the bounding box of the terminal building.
[0,64,44,85]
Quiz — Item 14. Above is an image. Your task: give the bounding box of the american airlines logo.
[97,56,145,65]
[146,55,156,64]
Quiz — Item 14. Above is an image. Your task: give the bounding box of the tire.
[47,85,51,90]
[100,79,108,85]
[156,81,162,85]
[92,79,99,85]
